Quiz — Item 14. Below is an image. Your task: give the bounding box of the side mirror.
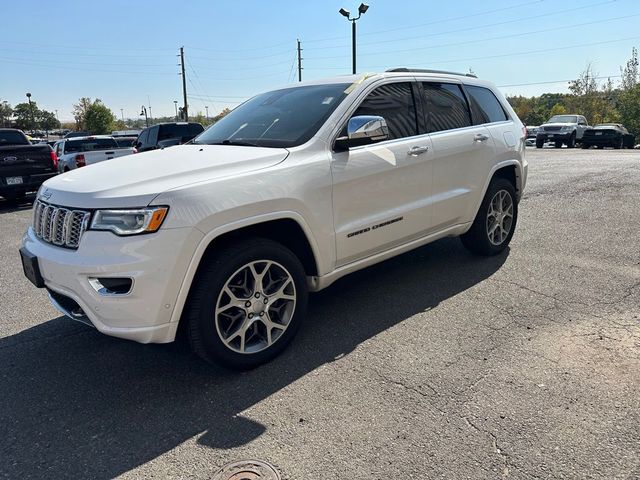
[335,115,389,150]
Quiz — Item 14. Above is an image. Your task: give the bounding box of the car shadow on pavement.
[0,238,508,479]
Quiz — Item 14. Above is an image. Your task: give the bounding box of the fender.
[164,211,324,340]
[478,159,525,207]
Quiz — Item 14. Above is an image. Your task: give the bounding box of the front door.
[330,81,434,266]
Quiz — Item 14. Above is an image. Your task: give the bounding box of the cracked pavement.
[0,148,638,479]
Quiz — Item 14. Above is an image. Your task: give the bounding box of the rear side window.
[0,130,29,145]
[353,82,418,140]
[422,83,471,133]
[189,123,204,135]
[158,124,193,141]
[64,138,118,153]
[137,129,149,146]
[465,86,508,124]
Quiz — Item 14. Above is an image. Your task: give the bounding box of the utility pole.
[297,39,303,82]
[173,101,178,121]
[147,95,153,124]
[180,46,188,121]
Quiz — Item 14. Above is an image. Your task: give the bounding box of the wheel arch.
[167,212,322,341]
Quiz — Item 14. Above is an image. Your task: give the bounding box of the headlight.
[90,207,168,235]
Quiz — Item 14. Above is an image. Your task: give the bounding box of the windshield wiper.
[207,139,261,147]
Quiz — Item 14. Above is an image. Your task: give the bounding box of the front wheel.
[536,139,544,148]
[461,178,518,256]
[185,238,308,369]
[554,141,562,148]
[567,133,576,148]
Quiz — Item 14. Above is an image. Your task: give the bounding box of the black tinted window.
[466,86,508,124]
[353,82,417,140]
[159,124,192,141]
[137,129,149,145]
[0,130,29,145]
[64,138,118,153]
[422,83,471,132]
[194,84,350,148]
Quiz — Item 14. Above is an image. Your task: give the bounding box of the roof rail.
[386,67,477,78]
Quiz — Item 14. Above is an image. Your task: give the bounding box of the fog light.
[89,277,133,295]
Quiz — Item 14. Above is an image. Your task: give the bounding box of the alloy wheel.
[486,189,514,246]
[215,260,296,354]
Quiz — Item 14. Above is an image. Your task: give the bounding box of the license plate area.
[6,176,23,185]
[19,247,45,288]
[595,132,603,135]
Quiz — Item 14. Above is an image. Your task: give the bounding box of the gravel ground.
[0,147,638,479]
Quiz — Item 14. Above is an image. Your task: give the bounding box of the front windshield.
[193,83,351,148]
[548,115,577,124]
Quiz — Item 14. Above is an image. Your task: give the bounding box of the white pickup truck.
[53,136,136,172]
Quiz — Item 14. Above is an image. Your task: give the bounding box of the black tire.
[185,238,308,369]
[582,142,590,149]
[554,141,562,148]
[567,133,576,148]
[614,137,623,150]
[461,178,518,256]
[536,139,544,148]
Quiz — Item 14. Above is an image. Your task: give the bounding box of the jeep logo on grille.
[41,189,53,200]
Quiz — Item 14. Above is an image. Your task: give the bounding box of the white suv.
[20,69,527,369]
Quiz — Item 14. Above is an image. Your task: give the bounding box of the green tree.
[618,84,640,138]
[73,97,93,131]
[549,103,567,116]
[13,102,38,130]
[84,100,115,134]
[620,47,639,91]
[0,100,12,127]
[37,110,60,131]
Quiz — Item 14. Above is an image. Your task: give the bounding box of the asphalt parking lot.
[1,148,638,479]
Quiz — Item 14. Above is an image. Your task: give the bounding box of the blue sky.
[2,0,638,121]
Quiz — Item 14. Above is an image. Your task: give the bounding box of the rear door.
[330,80,434,265]
[421,81,495,228]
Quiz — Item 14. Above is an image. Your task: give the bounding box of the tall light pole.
[120,109,124,122]
[339,3,369,74]
[173,101,178,121]
[205,105,209,122]
[140,106,149,128]
[26,92,36,131]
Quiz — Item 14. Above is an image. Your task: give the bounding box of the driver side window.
[352,82,418,141]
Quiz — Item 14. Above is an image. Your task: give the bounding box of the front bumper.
[536,131,573,143]
[21,225,203,343]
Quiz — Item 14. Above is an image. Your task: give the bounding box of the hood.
[39,145,289,208]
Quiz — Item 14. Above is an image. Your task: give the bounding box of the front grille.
[33,200,90,249]
[543,126,562,132]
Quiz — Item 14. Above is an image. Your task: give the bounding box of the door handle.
[474,133,490,142]
[408,145,429,156]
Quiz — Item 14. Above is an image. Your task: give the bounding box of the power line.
[303,35,640,71]
[305,0,618,51]
[498,75,622,88]
[304,0,546,43]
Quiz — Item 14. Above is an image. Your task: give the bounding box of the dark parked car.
[113,136,138,148]
[0,129,58,201]
[134,122,204,152]
[581,124,635,149]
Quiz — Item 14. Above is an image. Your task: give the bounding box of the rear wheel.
[582,142,590,149]
[615,137,623,149]
[185,238,308,369]
[461,178,517,256]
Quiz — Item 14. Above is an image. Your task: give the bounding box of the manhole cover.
[211,459,281,480]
